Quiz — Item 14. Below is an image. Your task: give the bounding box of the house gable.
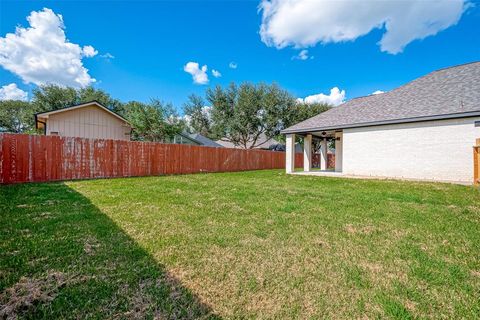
[36,102,131,140]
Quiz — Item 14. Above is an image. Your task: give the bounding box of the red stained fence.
[0,134,305,184]
[312,153,335,169]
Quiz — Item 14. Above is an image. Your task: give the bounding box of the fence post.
[474,147,478,185]
[474,139,480,185]
[473,139,480,186]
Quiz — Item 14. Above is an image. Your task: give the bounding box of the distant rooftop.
[188,133,223,147]
[216,133,280,149]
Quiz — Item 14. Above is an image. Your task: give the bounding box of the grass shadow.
[0,182,221,319]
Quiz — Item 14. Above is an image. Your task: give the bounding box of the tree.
[290,102,331,125]
[206,82,296,149]
[78,86,124,114]
[124,99,184,142]
[32,84,124,114]
[31,84,78,112]
[0,100,36,133]
[182,94,212,137]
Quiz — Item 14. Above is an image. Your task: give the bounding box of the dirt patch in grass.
[117,273,215,320]
[471,270,480,278]
[0,271,67,319]
[360,261,383,274]
[344,224,376,235]
[83,236,100,255]
[119,280,154,320]
[312,237,331,249]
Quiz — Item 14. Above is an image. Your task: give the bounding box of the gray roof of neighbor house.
[283,61,480,134]
[215,133,280,149]
[188,133,223,147]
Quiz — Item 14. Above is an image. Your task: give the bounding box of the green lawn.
[1,170,479,319]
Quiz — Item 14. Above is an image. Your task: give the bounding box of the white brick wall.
[342,117,480,183]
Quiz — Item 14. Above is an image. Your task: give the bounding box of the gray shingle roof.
[283,62,480,133]
[188,133,223,147]
[215,133,280,149]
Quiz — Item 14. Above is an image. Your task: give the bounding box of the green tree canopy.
[290,102,331,125]
[0,100,36,133]
[182,94,212,137]
[77,87,124,114]
[124,99,184,142]
[32,84,122,113]
[206,82,296,149]
[31,85,77,112]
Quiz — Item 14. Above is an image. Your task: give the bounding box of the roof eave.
[178,132,203,145]
[34,100,131,126]
[281,110,480,134]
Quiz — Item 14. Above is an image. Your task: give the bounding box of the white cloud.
[292,49,312,60]
[0,83,28,101]
[82,45,98,57]
[184,61,209,85]
[229,62,238,69]
[100,52,115,59]
[0,8,97,87]
[297,87,346,106]
[372,90,384,95]
[212,69,222,78]
[259,0,468,54]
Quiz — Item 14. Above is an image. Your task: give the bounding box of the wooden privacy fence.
[474,138,480,185]
[0,134,304,184]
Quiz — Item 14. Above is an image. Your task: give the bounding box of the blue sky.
[1,0,479,111]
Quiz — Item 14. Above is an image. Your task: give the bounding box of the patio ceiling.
[308,130,340,139]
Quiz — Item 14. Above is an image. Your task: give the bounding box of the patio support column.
[335,132,343,172]
[303,134,312,172]
[286,133,295,173]
[320,138,328,170]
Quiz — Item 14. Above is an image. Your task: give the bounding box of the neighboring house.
[35,101,131,141]
[268,143,304,153]
[215,133,280,149]
[169,132,223,147]
[282,61,480,184]
[168,132,202,145]
[188,133,224,147]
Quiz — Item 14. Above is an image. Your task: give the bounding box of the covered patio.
[285,130,343,174]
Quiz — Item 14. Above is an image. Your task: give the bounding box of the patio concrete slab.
[289,170,470,185]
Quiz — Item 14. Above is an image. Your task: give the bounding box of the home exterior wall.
[342,117,480,183]
[45,106,131,140]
